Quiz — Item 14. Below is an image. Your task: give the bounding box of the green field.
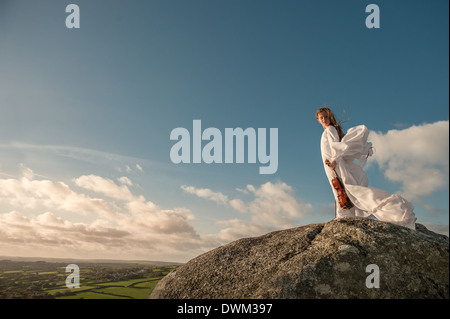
[0,259,178,299]
[53,277,162,299]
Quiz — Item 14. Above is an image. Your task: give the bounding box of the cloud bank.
[0,168,311,262]
[0,169,204,262]
[182,181,313,243]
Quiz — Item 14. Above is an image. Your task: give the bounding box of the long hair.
[315,107,345,140]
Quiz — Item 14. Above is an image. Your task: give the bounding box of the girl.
[316,106,416,230]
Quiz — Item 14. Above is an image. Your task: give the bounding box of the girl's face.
[317,111,331,128]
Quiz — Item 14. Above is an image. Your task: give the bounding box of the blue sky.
[0,0,448,262]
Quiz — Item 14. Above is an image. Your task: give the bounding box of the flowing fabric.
[320,125,416,230]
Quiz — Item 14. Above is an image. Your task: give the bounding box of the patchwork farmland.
[0,258,179,299]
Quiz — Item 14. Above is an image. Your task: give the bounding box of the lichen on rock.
[150,218,449,299]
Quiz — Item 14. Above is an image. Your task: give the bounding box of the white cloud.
[181,185,229,205]
[204,219,271,245]
[117,176,133,186]
[0,173,117,218]
[244,182,312,229]
[20,164,34,180]
[123,200,198,236]
[229,198,247,213]
[182,181,313,237]
[246,182,301,217]
[368,121,449,200]
[74,174,142,202]
[0,211,130,249]
[0,169,207,262]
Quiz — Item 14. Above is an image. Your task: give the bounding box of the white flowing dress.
[320,125,416,230]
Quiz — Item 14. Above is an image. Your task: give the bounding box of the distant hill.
[0,256,183,267]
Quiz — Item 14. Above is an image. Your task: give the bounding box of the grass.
[0,260,178,299]
[60,291,131,299]
[54,278,164,299]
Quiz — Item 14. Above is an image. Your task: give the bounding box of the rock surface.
[150,218,449,299]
